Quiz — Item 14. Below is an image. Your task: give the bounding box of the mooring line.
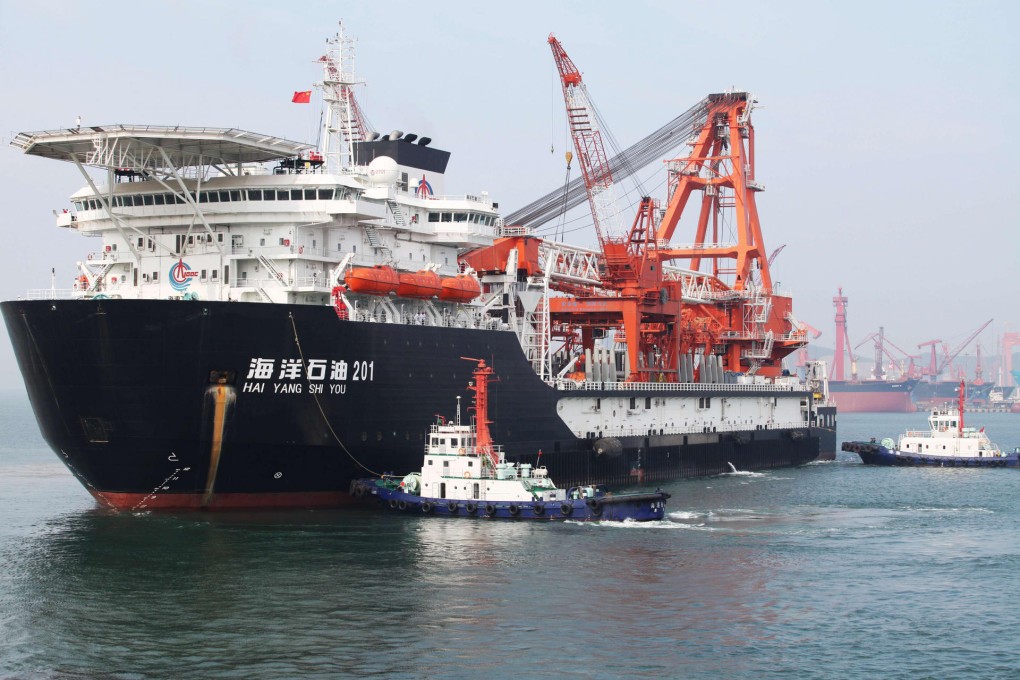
[288,312,386,478]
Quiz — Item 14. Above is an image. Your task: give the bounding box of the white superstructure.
[890,406,1004,459]
[14,124,499,308]
[402,422,567,504]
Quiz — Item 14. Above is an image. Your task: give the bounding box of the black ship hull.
[3,299,829,510]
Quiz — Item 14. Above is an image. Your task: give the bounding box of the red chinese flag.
[291,90,312,104]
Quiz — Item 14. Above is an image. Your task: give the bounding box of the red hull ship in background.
[825,291,1000,413]
[825,290,916,412]
[828,379,917,413]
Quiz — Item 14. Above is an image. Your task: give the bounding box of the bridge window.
[317,188,333,200]
[454,213,467,222]
[428,213,440,222]
[291,189,303,200]
[263,189,276,201]
[248,190,262,201]
[305,188,317,200]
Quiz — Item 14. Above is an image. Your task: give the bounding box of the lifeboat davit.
[396,270,442,299]
[439,274,481,302]
[344,266,399,295]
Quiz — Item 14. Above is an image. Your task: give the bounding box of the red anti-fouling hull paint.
[92,490,355,511]
[829,391,915,413]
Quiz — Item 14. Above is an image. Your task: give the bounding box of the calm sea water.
[2,390,1020,679]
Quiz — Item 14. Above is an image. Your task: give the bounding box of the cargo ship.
[828,379,918,413]
[911,380,995,409]
[1,25,835,510]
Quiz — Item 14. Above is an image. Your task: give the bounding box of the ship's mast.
[463,358,499,470]
[318,21,371,173]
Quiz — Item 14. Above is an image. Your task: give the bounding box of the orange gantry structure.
[464,37,806,383]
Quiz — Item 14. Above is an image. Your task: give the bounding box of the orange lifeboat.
[439,274,481,302]
[344,266,399,295]
[396,270,442,299]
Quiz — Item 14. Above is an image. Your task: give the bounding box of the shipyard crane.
[831,288,855,381]
[973,342,985,384]
[879,335,922,379]
[919,319,993,380]
[1002,331,1020,387]
[941,319,993,376]
[854,327,914,380]
[917,338,944,380]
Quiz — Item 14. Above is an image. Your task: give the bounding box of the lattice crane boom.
[548,34,622,248]
[941,318,993,375]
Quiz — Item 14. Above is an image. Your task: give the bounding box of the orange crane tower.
[547,34,680,381]
[465,37,805,381]
[654,92,771,291]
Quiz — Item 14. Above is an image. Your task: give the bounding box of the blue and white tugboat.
[351,360,670,520]
[843,380,1020,468]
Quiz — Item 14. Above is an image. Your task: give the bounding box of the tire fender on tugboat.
[560,502,573,516]
[421,501,433,513]
[485,503,497,516]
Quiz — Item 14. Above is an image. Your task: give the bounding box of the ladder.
[386,200,408,228]
[258,254,289,286]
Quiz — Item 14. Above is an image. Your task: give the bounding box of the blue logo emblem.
[169,259,198,291]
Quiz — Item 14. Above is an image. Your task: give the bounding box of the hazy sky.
[1,0,1017,388]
